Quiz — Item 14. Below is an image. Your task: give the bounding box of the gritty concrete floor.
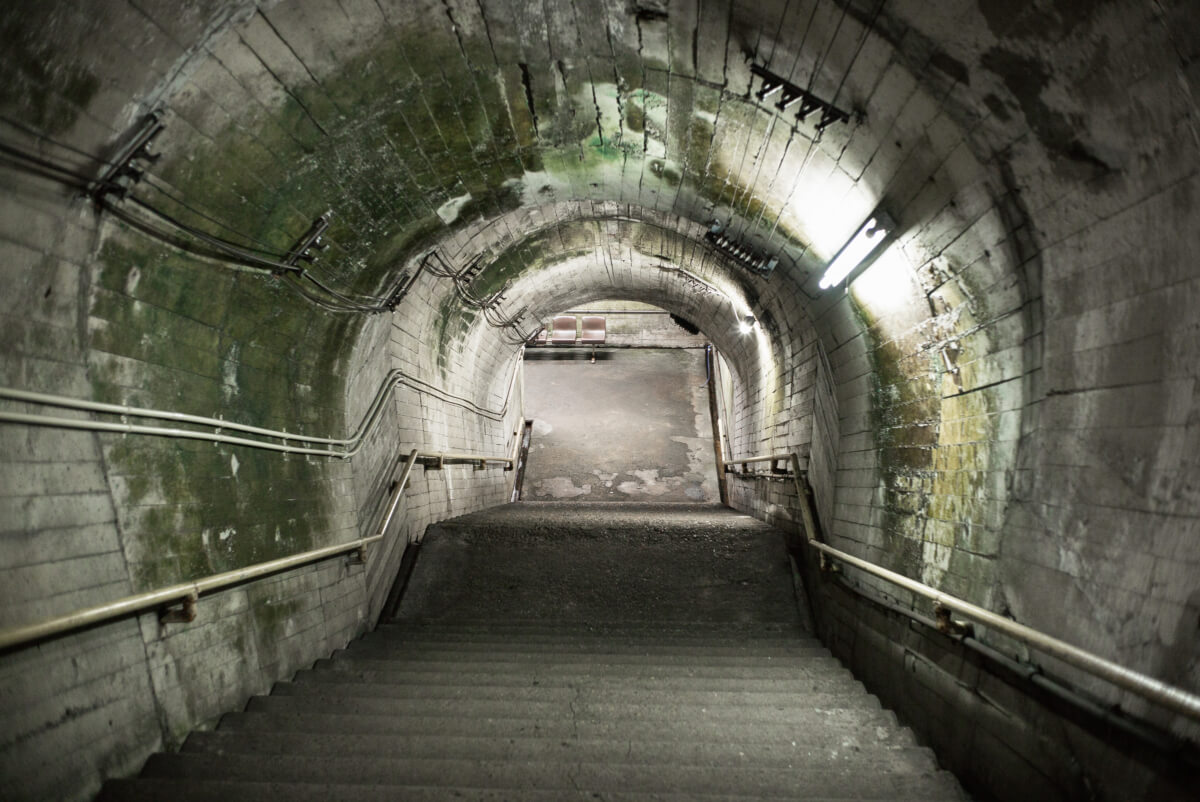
[521,348,718,502]
[398,502,803,628]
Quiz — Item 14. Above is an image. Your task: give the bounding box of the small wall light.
[738,314,756,334]
[819,212,894,290]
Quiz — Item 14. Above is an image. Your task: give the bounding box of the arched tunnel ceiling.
[25,0,1090,415]
[5,5,1200,787]
[32,0,1061,329]
[430,202,807,399]
[6,0,1193,647]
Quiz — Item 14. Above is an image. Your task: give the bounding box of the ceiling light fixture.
[818,212,894,290]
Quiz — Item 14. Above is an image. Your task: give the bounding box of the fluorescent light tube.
[819,216,891,289]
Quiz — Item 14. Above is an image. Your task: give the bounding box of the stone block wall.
[3,2,1199,801]
[0,203,524,802]
[717,5,1200,799]
[0,28,525,798]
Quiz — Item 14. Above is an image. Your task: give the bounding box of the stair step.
[340,645,834,665]
[319,654,847,680]
[220,708,914,743]
[279,676,869,707]
[102,501,966,802]
[386,619,806,633]
[135,753,966,799]
[379,622,809,639]
[367,629,816,648]
[358,634,828,655]
[96,778,948,802]
[302,663,863,692]
[183,729,934,767]
[250,687,882,720]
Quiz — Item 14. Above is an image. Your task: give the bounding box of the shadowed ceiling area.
[2,1,1199,799]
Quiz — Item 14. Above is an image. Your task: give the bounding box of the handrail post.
[160,592,198,625]
[790,453,820,548]
[374,448,420,543]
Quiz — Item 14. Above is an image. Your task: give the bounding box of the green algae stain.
[0,16,100,134]
[87,21,828,600]
[93,229,339,593]
[437,309,478,376]
[849,294,935,580]
[848,258,1011,599]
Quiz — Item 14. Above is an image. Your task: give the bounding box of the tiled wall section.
[0,197,524,802]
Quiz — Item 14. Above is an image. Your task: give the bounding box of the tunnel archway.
[2,2,1198,800]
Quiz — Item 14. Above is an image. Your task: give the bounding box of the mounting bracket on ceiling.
[91,110,164,204]
[458,254,485,282]
[704,222,778,278]
[280,212,332,274]
[750,64,851,133]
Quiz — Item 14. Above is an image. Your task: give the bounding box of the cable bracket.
[749,64,852,134]
[280,211,332,275]
[91,111,164,204]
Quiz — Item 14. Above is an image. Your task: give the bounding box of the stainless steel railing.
[0,446,513,651]
[0,357,522,458]
[724,452,1200,723]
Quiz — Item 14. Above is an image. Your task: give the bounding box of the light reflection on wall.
[848,248,922,320]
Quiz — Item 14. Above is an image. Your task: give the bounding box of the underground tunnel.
[1,0,1199,799]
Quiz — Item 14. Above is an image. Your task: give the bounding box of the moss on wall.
[84,17,823,596]
[0,15,100,134]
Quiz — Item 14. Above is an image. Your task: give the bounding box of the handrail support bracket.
[160,592,198,626]
[935,603,975,638]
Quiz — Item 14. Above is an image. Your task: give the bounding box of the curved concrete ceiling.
[4,0,1198,757]
[38,0,1026,314]
[69,0,1035,444]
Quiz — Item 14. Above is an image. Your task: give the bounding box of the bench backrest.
[580,316,606,343]
[551,315,577,343]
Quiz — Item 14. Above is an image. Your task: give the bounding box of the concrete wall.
[1,1,1198,800]
[719,3,1200,799]
[0,6,524,797]
[0,209,524,802]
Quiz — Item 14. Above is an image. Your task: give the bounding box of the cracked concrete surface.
[523,349,718,503]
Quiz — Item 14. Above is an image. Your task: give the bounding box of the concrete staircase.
[98,502,966,801]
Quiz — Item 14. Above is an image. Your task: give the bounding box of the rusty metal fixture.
[935,603,975,638]
[91,110,164,203]
[160,592,198,625]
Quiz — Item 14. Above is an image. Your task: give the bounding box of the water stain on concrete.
[533,476,593,498]
[522,349,718,503]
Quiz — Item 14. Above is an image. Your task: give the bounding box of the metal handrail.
[0,358,523,458]
[419,451,515,467]
[0,446,509,652]
[724,453,794,468]
[725,452,1200,723]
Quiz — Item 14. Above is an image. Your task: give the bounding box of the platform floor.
[521,348,719,503]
